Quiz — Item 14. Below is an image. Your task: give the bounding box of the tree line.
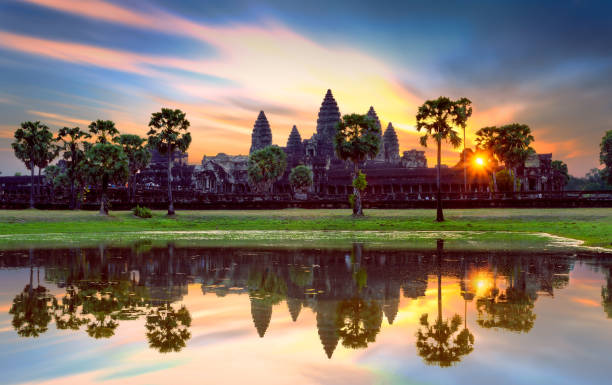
[12,108,190,215]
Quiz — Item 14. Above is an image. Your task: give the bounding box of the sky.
[1,0,611,177]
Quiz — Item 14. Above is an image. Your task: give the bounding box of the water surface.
[1,241,611,384]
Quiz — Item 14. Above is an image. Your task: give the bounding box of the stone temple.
[131,89,565,198]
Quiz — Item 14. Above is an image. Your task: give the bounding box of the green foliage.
[416,97,470,149]
[14,172,22,176]
[551,160,570,186]
[88,120,119,143]
[248,145,287,193]
[334,113,381,216]
[334,114,381,163]
[476,123,535,170]
[348,194,355,208]
[117,134,151,201]
[495,169,516,192]
[352,171,367,191]
[567,168,611,191]
[57,126,91,208]
[133,205,152,218]
[147,108,191,155]
[600,130,612,184]
[10,284,54,337]
[289,165,313,193]
[476,287,536,333]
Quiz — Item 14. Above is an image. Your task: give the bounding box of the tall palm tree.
[416,97,472,221]
[57,126,91,209]
[12,121,53,208]
[147,108,191,216]
[495,123,535,192]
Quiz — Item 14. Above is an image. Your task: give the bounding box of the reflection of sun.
[470,271,494,297]
[475,157,484,166]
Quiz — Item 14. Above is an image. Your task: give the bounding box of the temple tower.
[250,294,273,337]
[383,122,400,163]
[249,110,272,154]
[286,125,304,167]
[314,89,341,160]
[366,106,384,161]
[316,300,340,359]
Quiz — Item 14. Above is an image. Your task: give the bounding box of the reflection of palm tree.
[145,303,192,353]
[9,250,53,337]
[52,286,87,330]
[601,267,612,318]
[336,297,382,349]
[415,240,475,367]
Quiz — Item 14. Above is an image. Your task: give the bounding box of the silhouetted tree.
[334,113,381,216]
[12,121,53,208]
[600,130,612,185]
[416,97,471,221]
[57,126,91,209]
[147,108,191,215]
[117,134,151,203]
[336,298,382,349]
[289,165,313,195]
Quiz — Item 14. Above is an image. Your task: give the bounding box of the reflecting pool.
[1,241,611,384]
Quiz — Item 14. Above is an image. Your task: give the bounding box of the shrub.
[348,194,355,208]
[132,205,152,218]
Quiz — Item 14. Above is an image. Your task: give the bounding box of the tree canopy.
[600,130,612,184]
[289,165,313,194]
[247,145,287,194]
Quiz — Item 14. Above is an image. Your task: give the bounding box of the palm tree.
[495,123,535,192]
[145,303,192,353]
[416,97,472,221]
[117,134,152,203]
[334,113,381,216]
[57,126,91,209]
[12,121,52,208]
[147,108,191,216]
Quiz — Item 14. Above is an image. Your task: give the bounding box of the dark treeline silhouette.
[2,243,604,363]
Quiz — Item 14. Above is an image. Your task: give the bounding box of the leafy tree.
[147,108,191,215]
[600,130,612,184]
[475,126,504,192]
[495,169,515,192]
[145,303,192,353]
[247,145,287,194]
[476,124,534,192]
[11,121,52,208]
[34,129,58,197]
[117,134,152,203]
[602,267,612,319]
[44,164,68,202]
[416,239,474,367]
[336,298,382,349]
[551,160,570,190]
[334,113,381,217]
[57,126,91,209]
[89,119,119,144]
[416,97,471,221]
[289,165,313,194]
[81,141,129,215]
[476,287,536,333]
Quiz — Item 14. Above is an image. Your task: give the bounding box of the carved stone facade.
[401,150,427,168]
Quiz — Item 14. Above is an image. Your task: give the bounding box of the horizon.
[1,0,612,177]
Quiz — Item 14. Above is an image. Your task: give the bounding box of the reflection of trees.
[145,303,192,353]
[9,251,53,337]
[601,267,612,318]
[476,264,536,333]
[416,240,474,367]
[336,298,382,349]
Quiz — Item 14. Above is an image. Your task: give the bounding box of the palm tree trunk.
[463,126,467,198]
[167,150,174,215]
[437,239,443,322]
[100,174,108,215]
[353,162,362,217]
[37,167,41,196]
[70,179,75,210]
[436,139,444,222]
[29,160,35,208]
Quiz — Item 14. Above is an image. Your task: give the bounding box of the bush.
[348,194,355,208]
[132,205,152,218]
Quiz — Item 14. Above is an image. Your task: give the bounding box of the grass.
[0,208,610,249]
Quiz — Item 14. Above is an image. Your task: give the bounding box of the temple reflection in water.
[2,242,610,366]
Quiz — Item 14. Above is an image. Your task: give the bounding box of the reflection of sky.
[1,1,612,176]
[1,263,612,385]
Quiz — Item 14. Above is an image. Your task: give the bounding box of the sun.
[475,157,484,166]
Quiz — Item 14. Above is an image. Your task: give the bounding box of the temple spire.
[367,106,384,161]
[314,89,341,160]
[383,122,400,163]
[249,110,272,154]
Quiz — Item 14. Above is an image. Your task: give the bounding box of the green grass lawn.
[0,208,610,248]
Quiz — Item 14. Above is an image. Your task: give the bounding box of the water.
[1,241,611,385]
